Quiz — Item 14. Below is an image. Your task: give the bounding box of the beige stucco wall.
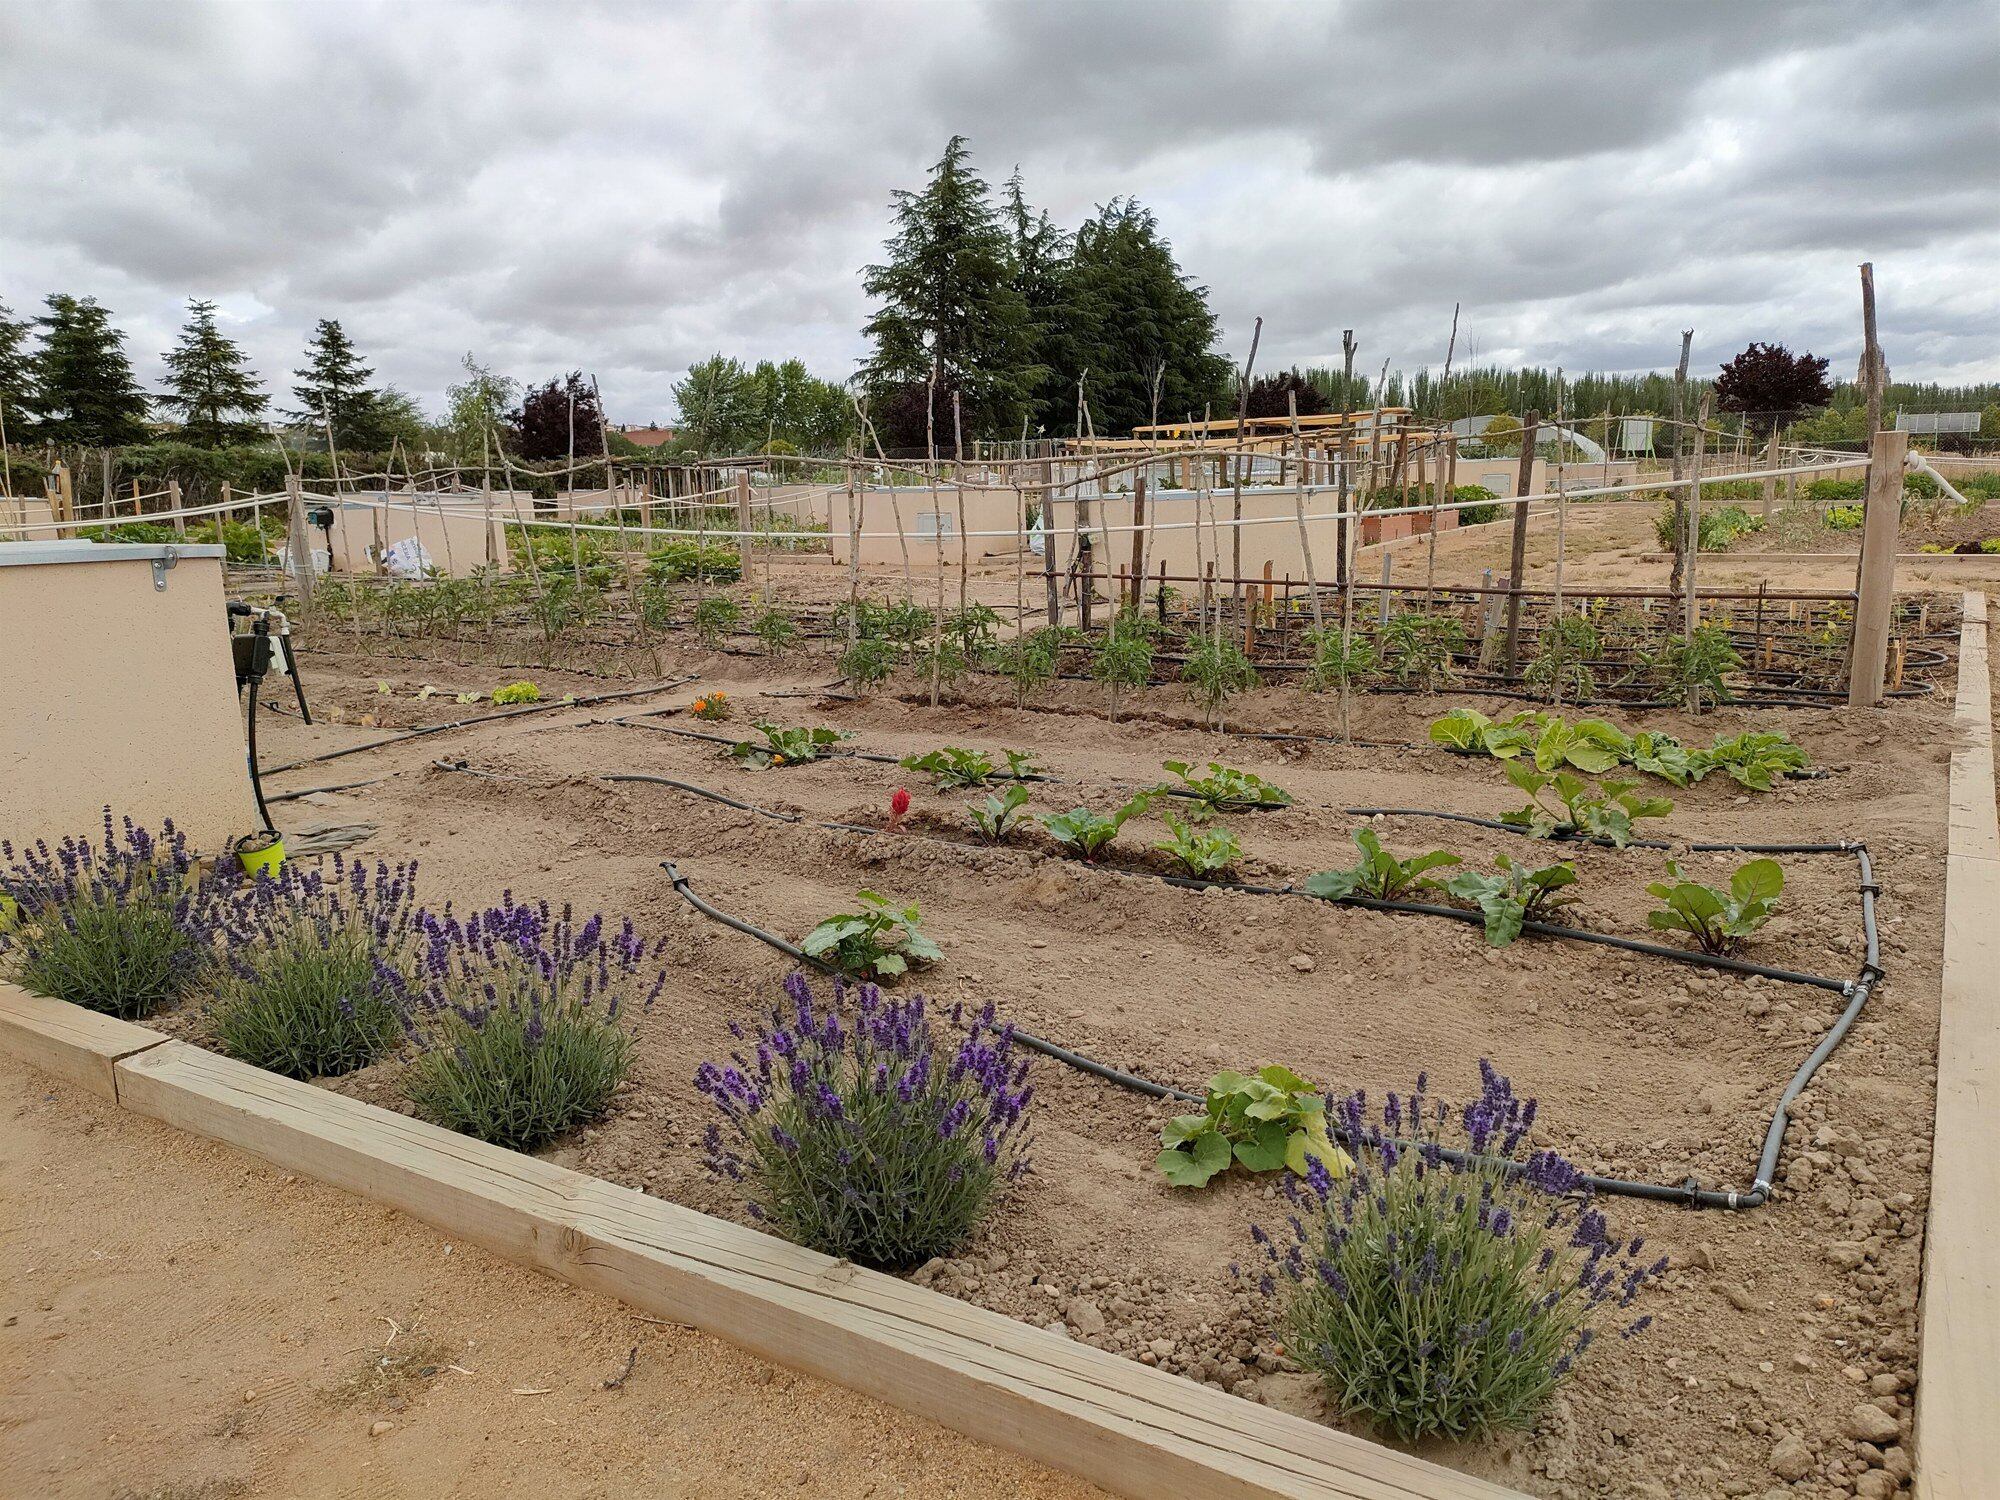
[0,545,262,853]
[827,487,1031,568]
[1,497,57,541]
[323,494,506,577]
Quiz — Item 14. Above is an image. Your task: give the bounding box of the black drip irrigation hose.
[266,776,388,804]
[655,844,1883,1211]
[258,677,700,775]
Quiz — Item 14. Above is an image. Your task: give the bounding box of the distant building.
[616,424,678,448]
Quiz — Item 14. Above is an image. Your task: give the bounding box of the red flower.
[887,787,911,831]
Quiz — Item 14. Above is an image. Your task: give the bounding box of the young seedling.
[1038,793,1153,862]
[968,784,1032,844]
[728,720,848,769]
[899,746,1043,792]
[1499,764,1673,848]
[1155,1065,1352,1188]
[1645,858,1783,954]
[799,891,942,979]
[1181,634,1259,728]
[1158,760,1292,812]
[1091,618,1155,722]
[1152,812,1242,879]
[1304,828,1461,902]
[1445,856,1580,946]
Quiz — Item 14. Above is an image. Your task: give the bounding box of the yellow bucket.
[237,837,286,879]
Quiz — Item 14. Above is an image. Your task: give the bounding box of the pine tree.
[158,298,267,447]
[0,300,33,445]
[1004,170,1069,429]
[291,318,388,450]
[30,295,150,446]
[861,137,1039,440]
[1039,199,1230,435]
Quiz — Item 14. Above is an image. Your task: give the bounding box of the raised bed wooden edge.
[0,982,1521,1500]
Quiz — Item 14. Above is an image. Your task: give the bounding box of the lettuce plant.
[1253,1064,1662,1441]
[729,720,847,768]
[800,891,941,980]
[0,811,229,1019]
[491,680,542,706]
[1152,812,1241,878]
[1499,764,1672,848]
[1645,858,1783,953]
[1445,857,1579,946]
[698,976,1032,1270]
[1158,759,1292,811]
[1158,1065,1350,1188]
[1304,828,1460,902]
[1039,793,1153,861]
[968,784,1032,844]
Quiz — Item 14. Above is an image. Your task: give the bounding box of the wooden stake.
[1848,427,1907,707]
[1501,411,1540,675]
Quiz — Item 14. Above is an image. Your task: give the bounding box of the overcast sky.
[3,0,1996,426]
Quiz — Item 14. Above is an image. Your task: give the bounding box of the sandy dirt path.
[0,1052,1102,1500]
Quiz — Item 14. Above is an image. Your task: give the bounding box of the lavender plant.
[400,896,664,1150]
[698,974,1032,1271]
[0,811,226,1019]
[1250,1063,1662,1442]
[206,857,418,1079]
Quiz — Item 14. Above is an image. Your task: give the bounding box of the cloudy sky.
[4,0,1996,426]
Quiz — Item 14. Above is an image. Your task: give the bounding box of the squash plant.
[800,891,942,979]
[1156,1066,1352,1188]
[1304,828,1460,902]
[1446,857,1580,946]
[729,720,848,768]
[1499,764,1673,847]
[1645,859,1783,954]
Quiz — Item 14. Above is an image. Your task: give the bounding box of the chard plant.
[1645,858,1783,954]
[1627,729,1698,786]
[1152,812,1242,879]
[1445,857,1580,946]
[968,784,1032,844]
[207,856,417,1078]
[800,891,941,980]
[1039,792,1153,862]
[1157,1065,1351,1188]
[1499,764,1673,848]
[1304,828,1460,902]
[1253,1064,1662,1441]
[729,720,848,768]
[400,898,664,1150]
[0,811,228,1020]
[900,745,1040,791]
[1428,707,1535,759]
[698,976,1031,1271]
[1158,759,1292,812]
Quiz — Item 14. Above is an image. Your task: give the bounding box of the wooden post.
[54,460,75,537]
[1128,476,1146,608]
[168,479,185,538]
[735,469,754,573]
[1847,427,1907,707]
[1501,411,1540,675]
[285,475,315,608]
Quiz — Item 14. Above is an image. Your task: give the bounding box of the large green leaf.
[1157,1128,1232,1187]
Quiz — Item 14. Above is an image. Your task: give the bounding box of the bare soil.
[0,1050,1102,1500]
[196,624,1957,1500]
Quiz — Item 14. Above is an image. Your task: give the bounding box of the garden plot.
[150,647,1953,1500]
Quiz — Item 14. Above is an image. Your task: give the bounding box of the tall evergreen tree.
[1004,169,1069,427]
[30,294,150,446]
[1039,199,1230,435]
[0,300,33,445]
[861,136,1039,440]
[291,318,388,449]
[158,297,267,446]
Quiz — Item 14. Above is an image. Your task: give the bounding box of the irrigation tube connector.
[629,773,1886,1212]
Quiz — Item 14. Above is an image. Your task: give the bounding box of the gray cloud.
[1,0,1995,425]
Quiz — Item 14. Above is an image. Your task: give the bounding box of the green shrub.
[1824,504,1864,531]
[837,636,896,689]
[698,978,1031,1271]
[1255,1066,1662,1441]
[693,595,741,646]
[1091,613,1155,721]
[646,539,742,583]
[1379,611,1465,690]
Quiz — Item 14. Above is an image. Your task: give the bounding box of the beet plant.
[1304,829,1459,902]
[400,897,664,1150]
[1251,1064,1662,1441]
[0,811,227,1019]
[1645,858,1783,953]
[968,784,1032,844]
[207,857,417,1078]
[698,975,1032,1271]
[1153,812,1241,878]
[1445,857,1579,946]
[901,745,1040,791]
[1039,793,1153,861]
[1158,760,1292,812]
[1499,765,1672,848]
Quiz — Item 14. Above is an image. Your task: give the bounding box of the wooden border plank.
[106,1038,1522,1500]
[1915,590,2000,1499]
[0,981,167,1100]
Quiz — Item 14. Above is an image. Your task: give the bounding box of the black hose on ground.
[655,850,1882,1210]
[259,676,699,775]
